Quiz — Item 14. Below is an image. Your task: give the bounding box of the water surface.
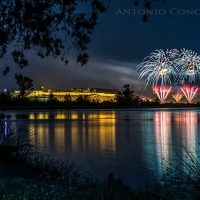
[3,108,200,188]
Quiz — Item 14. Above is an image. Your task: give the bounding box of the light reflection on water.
[3,108,200,188]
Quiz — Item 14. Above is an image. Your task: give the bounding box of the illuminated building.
[139,94,152,102]
[12,87,117,103]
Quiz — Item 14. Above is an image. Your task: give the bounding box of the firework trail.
[152,86,172,103]
[171,82,183,103]
[180,84,199,103]
[172,90,184,103]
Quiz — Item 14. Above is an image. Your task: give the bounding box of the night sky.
[1,0,200,98]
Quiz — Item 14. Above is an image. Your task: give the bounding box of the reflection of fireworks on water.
[137,49,179,87]
[172,90,183,103]
[175,49,200,82]
[180,84,199,103]
[152,86,172,103]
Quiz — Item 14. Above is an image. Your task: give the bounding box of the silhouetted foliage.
[140,97,151,105]
[15,74,34,100]
[64,94,71,104]
[115,84,134,105]
[76,95,91,104]
[132,94,142,105]
[115,91,124,104]
[32,96,40,105]
[153,97,161,105]
[0,91,11,106]
[48,92,58,105]
[134,0,165,22]
[0,0,110,74]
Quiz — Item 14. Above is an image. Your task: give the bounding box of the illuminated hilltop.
[12,87,118,103]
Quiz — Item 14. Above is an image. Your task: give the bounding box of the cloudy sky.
[1,0,200,98]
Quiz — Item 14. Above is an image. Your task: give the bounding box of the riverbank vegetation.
[0,120,200,199]
[1,84,200,110]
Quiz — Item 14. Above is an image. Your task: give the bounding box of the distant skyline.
[1,0,200,99]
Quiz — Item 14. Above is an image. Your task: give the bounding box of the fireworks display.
[137,48,200,103]
[180,84,199,103]
[152,86,172,103]
[171,90,184,103]
[137,49,179,87]
[175,49,200,82]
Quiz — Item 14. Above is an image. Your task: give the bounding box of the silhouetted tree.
[140,97,151,105]
[76,95,90,104]
[132,94,142,105]
[123,84,134,104]
[0,91,11,106]
[32,96,40,105]
[64,94,71,104]
[153,97,161,105]
[115,91,124,105]
[15,74,34,100]
[115,84,134,105]
[48,92,58,105]
[134,0,165,22]
[0,0,110,74]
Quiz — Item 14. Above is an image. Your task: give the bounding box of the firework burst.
[180,84,199,103]
[171,90,184,103]
[137,49,179,87]
[175,49,200,82]
[152,86,172,103]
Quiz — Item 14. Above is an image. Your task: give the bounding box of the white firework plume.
[137,49,179,88]
[174,48,200,83]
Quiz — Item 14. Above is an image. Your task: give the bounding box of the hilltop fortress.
[12,87,118,103]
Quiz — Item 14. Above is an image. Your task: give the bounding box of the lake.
[2,108,200,189]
